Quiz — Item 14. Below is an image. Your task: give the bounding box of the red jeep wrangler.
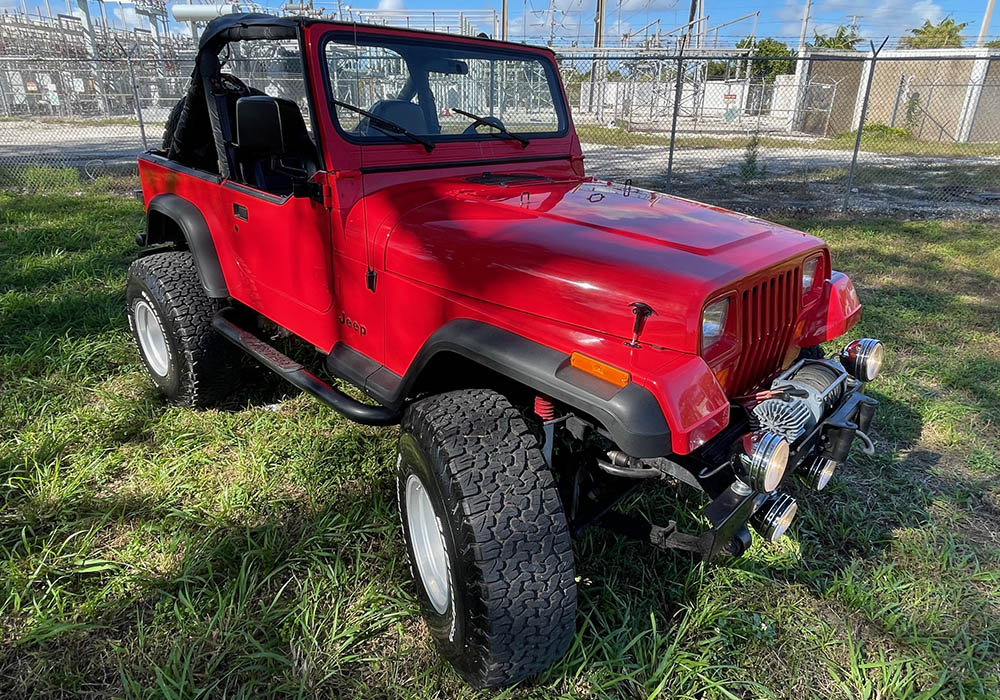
[131,14,884,687]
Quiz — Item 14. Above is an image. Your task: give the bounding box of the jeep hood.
[378,177,824,354]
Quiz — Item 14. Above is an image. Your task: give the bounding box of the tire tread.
[403,389,576,687]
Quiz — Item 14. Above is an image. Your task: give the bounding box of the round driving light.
[751,492,798,542]
[742,432,790,492]
[840,338,884,382]
[800,456,838,491]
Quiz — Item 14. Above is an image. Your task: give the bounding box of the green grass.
[2,191,999,698]
[0,166,140,195]
[576,124,1000,158]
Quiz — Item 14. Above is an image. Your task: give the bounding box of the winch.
[752,361,846,443]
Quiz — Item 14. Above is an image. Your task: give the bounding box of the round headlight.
[744,432,789,492]
[840,338,884,382]
[751,492,798,542]
[800,456,837,491]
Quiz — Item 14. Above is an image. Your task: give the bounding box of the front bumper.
[655,362,879,560]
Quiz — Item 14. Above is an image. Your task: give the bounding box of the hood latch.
[627,302,655,348]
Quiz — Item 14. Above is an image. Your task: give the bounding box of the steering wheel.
[463,115,506,135]
[219,72,251,97]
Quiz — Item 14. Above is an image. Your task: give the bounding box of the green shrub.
[739,131,762,181]
[862,122,912,138]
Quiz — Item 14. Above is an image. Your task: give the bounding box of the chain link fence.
[2,48,1000,216]
[562,50,1000,216]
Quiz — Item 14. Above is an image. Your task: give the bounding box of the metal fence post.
[665,53,684,194]
[0,68,10,117]
[843,37,887,212]
[122,42,148,150]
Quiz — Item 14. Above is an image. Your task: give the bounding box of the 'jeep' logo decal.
[338,312,367,336]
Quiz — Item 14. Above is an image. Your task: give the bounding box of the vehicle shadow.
[547,390,938,688]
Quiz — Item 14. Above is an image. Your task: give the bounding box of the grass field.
[2,190,999,699]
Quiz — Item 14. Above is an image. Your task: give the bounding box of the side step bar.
[212,309,402,426]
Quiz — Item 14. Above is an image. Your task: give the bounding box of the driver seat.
[235,96,319,194]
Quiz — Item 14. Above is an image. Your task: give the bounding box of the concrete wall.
[801,48,999,143]
[804,58,863,136]
[867,58,974,141]
[969,59,1000,142]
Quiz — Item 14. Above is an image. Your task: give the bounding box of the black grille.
[730,267,801,395]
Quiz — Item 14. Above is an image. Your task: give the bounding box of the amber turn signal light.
[570,352,630,388]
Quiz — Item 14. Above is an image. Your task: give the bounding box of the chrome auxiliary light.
[751,492,799,542]
[738,432,790,493]
[840,338,884,382]
[799,456,838,491]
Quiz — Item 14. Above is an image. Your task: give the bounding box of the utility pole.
[547,0,556,46]
[593,0,605,47]
[683,0,697,45]
[698,0,706,49]
[501,0,508,40]
[797,0,812,51]
[978,0,996,46]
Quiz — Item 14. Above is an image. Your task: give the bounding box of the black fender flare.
[328,320,673,458]
[142,193,229,298]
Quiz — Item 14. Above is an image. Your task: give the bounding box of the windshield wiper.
[332,99,435,152]
[452,108,530,147]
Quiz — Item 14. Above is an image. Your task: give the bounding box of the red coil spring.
[534,396,555,421]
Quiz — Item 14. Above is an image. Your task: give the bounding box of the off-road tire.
[126,251,239,407]
[161,97,184,150]
[396,389,577,688]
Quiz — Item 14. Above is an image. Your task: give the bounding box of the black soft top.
[198,13,300,51]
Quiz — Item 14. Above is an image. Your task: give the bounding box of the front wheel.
[397,389,577,688]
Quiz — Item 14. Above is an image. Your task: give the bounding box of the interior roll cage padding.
[325,319,673,458]
[143,193,229,298]
[214,308,402,425]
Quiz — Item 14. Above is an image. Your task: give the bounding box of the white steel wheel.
[405,473,451,614]
[134,299,170,377]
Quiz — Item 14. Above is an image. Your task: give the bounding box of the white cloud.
[781,0,946,43]
[111,3,146,31]
[377,0,405,10]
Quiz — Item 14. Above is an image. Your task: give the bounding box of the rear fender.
[141,193,228,298]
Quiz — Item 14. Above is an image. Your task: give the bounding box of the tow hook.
[854,429,876,455]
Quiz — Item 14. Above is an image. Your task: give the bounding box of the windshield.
[323,33,567,145]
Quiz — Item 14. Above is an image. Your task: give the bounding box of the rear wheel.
[126,251,241,407]
[396,389,577,688]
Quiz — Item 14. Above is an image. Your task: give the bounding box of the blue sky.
[1,0,993,47]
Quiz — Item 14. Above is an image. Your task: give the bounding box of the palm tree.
[898,18,967,49]
[809,25,862,50]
